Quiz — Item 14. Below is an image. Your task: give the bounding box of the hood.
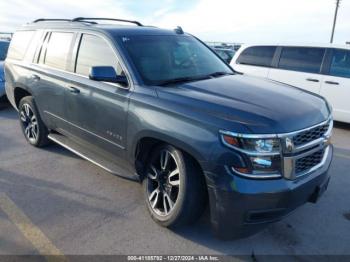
[156,75,330,134]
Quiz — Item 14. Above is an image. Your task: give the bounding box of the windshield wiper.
[157,72,234,86]
[157,75,211,86]
[207,71,234,78]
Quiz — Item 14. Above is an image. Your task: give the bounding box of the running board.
[48,133,138,181]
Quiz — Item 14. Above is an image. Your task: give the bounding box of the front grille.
[293,123,329,147]
[295,149,324,175]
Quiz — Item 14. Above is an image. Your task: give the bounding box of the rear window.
[44,32,74,70]
[278,47,325,74]
[329,49,350,78]
[7,31,35,60]
[237,46,276,67]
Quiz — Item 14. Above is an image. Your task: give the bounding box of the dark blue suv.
[4,18,333,239]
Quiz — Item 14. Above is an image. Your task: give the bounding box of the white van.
[230,44,350,123]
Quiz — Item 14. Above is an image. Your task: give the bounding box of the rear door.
[64,33,131,158]
[268,46,325,94]
[321,48,350,123]
[230,45,276,77]
[34,31,76,130]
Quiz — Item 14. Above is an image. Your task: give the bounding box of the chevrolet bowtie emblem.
[285,137,294,152]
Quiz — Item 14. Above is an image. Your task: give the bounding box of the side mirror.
[89,66,128,86]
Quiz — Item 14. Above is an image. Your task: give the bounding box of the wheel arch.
[13,86,32,109]
[132,132,207,182]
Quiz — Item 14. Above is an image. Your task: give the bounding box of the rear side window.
[44,32,74,70]
[237,46,276,67]
[7,31,35,60]
[75,34,122,76]
[329,49,350,78]
[278,47,325,74]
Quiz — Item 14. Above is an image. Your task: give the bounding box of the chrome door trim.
[44,111,125,149]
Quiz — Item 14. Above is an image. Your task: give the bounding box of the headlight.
[220,131,282,178]
[240,138,280,153]
[221,133,280,154]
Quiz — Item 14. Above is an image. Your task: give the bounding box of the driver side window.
[75,34,123,77]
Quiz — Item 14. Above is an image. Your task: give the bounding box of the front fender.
[126,94,220,168]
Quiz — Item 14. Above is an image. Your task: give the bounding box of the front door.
[231,46,276,78]
[64,33,130,159]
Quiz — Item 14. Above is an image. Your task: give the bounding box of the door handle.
[325,80,339,85]
[31,74,40,81]
[68,86,80,94]
[306,78,319,82]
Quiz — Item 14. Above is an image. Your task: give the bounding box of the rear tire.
[18,96,50,147]
[143,144,207,227]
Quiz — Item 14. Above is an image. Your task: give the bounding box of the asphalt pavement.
[0,106,350,257]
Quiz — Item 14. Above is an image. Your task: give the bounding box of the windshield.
[0,41,10,61]
[120,35,233,85]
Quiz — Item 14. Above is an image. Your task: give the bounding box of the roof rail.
[71,17,143,26]
[32,18,71,23]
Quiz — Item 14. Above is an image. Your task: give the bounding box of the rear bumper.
[204,145,333,239]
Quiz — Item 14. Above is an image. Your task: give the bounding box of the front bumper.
[204,145,333,239]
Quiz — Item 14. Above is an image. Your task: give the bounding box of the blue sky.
[0,0,349,44]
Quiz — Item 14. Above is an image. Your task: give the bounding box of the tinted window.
[214,49,235,63]
[76,34,122,76]
[0,41,10,60]
[121,35,232,85]
[278,47,325,73]
[237,46,276,67]
[44,32,74,70]
[7,31,35,60]
[215,49,230,61]
[329,49,350,78]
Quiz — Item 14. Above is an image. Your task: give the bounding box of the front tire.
[143,144,207,227]
[18,96,50,147]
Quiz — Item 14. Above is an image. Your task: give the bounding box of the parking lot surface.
[0,107,350,257]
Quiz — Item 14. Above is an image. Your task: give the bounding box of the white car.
[230,44,350,123]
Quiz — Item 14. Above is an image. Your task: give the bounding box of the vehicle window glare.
[215,50,229,60]
[23,31,43,62]
[237,46,276,67]
[44,32,74,70]
[7,31,35,60]
[120,35,232,85]
[329,49,350,78]
[76,34,123,77]
[278,47,325,74]
[0,41,10,61]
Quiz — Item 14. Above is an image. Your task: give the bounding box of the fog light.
[251,157,272,168]
[249,155,281,173]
